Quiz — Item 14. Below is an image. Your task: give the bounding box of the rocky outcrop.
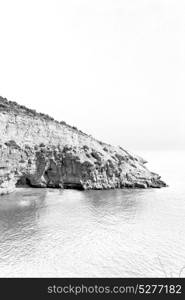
[0,96,166,195]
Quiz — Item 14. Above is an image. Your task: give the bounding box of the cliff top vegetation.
[0,96,87,136]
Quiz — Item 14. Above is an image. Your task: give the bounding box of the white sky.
[0,0,184,151]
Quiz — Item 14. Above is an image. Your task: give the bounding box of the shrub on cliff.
[39,143,45,148]
[5,140,20,150]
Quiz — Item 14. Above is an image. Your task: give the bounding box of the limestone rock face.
[0,96,166,195]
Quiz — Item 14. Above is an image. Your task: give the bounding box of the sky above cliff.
[0,0,184,151]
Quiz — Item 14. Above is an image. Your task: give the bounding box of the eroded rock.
[0,96,167,195]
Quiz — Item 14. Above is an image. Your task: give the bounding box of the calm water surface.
[0,151,185,277]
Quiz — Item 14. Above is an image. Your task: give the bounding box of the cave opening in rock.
[63,182,84,190]
[16,176,31,187]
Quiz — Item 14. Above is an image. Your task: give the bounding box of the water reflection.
[0,188,47,257]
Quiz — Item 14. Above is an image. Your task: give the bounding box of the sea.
[0,151,185,277]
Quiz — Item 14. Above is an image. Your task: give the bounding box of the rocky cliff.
[0,96,166,195]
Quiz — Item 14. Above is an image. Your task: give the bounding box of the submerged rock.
[0,96,166,195]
